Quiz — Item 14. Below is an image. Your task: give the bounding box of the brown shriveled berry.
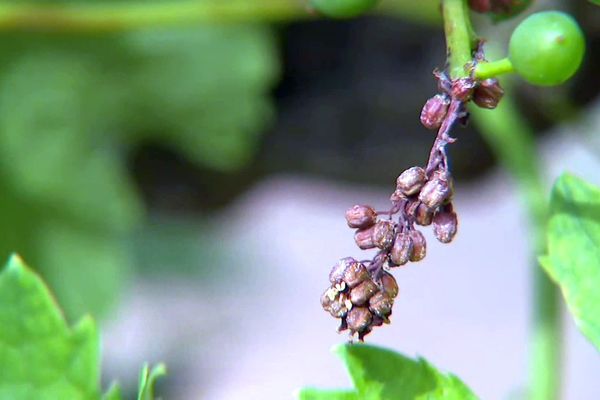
[433,207,459,244]
[346,307,373,334]
[320,288,350,318]
[370,317,385,328]
[473,78,504,109]
[420,94,450,130]
[321,288,335,310]
[415,203,433,226]
[354,226,376,250]
[345,205,377,229]
[468,0,491,12]
[369,292,393,321]
[372,220,395,250]
[358,328,370,342]
[418,171,453,210]
[380,272,399,298]
[342,261,370,288]
[451,77,477,101]
[390,232,412,266]
[329,257,355,284]
[327,298,350,318]
[409,229,427,262]
[396,166,427,197]
[349,279,378,306]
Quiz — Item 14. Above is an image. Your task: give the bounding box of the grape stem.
[440,1,562,399]
[472,97,562,400]
[442,0,476,79]
[0,1,441,32]
[474,58,515,80]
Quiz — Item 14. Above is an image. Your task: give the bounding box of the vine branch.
[0,0,441,32]
[442,0,476,79]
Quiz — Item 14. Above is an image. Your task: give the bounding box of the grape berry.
[509,11,585,86]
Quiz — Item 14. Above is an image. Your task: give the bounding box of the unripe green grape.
[309,0,379,18]
[508,11,585,86]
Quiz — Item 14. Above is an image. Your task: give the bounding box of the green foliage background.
[0,255,164,399]
[0,2,279,319]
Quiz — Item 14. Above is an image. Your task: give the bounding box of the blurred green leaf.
[102,383,123,400]
[297,388,359,400]
[540,173,600,351]
[120,25,277,171]
[0,13,279,319]
[0,254,165,399]
[33,220,133,319]
[0,254,100,399]
[137,363,167,400]
[0,175,133,319]
[298,344,477,400]
[0,50,142,232]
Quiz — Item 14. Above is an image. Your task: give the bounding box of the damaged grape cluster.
[321,59,505,340]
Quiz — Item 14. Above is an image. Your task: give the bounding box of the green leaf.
[102,383,123,400]
[121,25,278,171]
[296,388,359,400]
[0,177,133,320]
[0,7,279,320]
[33,220,133,319]
[0,50,142,233]
[540,173,600,351]
[0,254,100,400]
[298,344,477,400]
[0,254,166,400]
[137,363,167,400]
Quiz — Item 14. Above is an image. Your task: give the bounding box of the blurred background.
[0,0,599,398]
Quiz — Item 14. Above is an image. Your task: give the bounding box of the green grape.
[309,0,379,18]
[508,11,585,86]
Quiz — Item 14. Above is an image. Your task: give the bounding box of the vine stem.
[442,0,475,79]
[0,1,310,31]
[440,1,562,398]
[0,0,441,32]
[472,100,562,400]
[474,58,515,80]
[425,98,461,175]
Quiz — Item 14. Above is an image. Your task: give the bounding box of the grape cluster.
[320,57,505,340]
[320,163,458,339]
[321,258,398,340]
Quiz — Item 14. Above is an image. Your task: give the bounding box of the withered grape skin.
[420,95,450,130]
[372,221,395,250]
[473,79,504,109]
[433,206,459,244]
[390,233,412,266]
[345,205,377,229]
[396,167,427,197]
